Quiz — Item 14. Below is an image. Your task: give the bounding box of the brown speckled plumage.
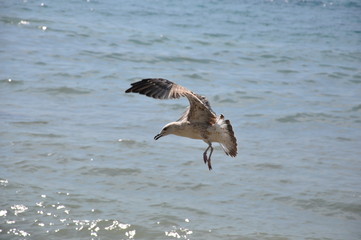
[125,78,237,170]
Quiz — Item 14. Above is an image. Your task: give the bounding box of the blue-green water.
[1,0,361,239]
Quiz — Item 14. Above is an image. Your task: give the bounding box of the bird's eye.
[163,127,168,131]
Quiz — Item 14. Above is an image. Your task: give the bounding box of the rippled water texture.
[1,0,361,239]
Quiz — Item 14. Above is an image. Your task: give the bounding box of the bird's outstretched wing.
[125,78,216,124]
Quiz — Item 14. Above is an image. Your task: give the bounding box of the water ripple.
[85,167,142,176]
[277,112,341,123]
[39,87,92,95]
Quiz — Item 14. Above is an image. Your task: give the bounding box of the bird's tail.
[217,114,238,157]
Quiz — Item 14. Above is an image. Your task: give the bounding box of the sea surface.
[1,0,361,239]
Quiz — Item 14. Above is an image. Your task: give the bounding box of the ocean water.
[1,0,361,239]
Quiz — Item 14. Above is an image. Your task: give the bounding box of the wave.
[277,112,339,123]
[84,167,141,176]
[155,56,219,64]
[0,78,24,85]
[40,87,92,95]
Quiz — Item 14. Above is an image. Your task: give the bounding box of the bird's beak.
[154,133,163,140]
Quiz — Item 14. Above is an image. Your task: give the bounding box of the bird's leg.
[203,143,213,170]
[203,145,211,164]
[207,144,214,170]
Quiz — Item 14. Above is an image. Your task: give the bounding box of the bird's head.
[154,122,179,140]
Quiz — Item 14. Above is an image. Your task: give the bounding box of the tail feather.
[217,115,237,157]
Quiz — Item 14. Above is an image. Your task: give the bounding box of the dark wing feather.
[125,78,217,124]
[194,93,215,115]
[125,78,188,99]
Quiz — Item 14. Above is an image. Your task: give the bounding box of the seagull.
[125,78,237,170]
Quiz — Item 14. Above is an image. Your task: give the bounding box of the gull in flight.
[125,78,237,170]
